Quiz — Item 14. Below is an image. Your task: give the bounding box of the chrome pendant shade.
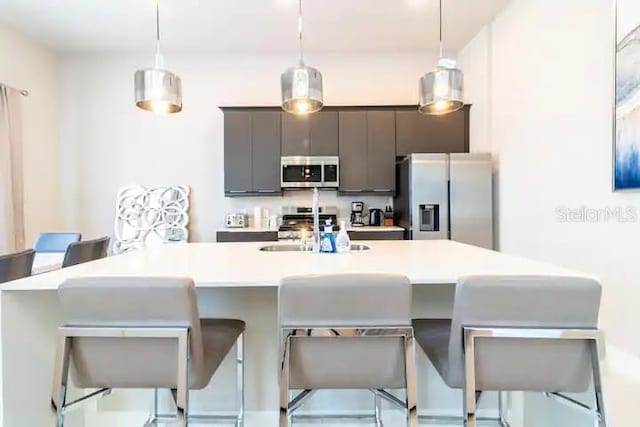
[134,0,182,114]
[419,59,464,115]
[281,64,323,115]
[281,0,323,115]
[419,0,464,115]
[135,68,182,113]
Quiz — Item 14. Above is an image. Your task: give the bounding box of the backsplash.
[222,191,393,228]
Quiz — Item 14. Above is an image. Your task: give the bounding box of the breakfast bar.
[1,240,592,426]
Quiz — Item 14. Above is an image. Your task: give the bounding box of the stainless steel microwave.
[281,156,339,188]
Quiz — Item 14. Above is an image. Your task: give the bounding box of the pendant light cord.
[439,0,443,58]
[156,0,160,46]
[298,0,304,65]
[154,0,164,68]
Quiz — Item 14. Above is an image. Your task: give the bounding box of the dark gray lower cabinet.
[223,108,281,196]
[348,231,405,241]
[216,231,278,243]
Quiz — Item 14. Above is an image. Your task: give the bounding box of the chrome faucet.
[312,187,320,253]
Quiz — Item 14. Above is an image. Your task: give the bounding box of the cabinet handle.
[373,189,393,192]
[257,190,279,193]
[228,190,248,194]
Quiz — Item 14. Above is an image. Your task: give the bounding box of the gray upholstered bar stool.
[413,275,606,427]
[51,277,245,427]
[61,236,110,268]
[0,248,35,283]
[279,274,418,427]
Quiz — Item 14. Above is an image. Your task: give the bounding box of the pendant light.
[281,0,323,115]
[419,0,464,115]
[134,0,182,114]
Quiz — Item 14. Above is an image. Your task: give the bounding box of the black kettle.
[369,208,384,227]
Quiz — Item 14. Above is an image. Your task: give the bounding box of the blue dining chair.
[34,233,81,253]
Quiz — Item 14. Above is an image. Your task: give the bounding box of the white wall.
[457,26,493,155]
[458,0,640,424]
[0,24,62,245]
[60,52,439,241]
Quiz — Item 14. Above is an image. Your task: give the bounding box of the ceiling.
[0,0,508,54]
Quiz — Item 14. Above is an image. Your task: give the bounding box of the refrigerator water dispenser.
[419,204,439,232]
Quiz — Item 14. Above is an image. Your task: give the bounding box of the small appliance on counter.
[369,208,384,227]
[225,213,247,228]
[350,201,365,227]
[384,205,394,227]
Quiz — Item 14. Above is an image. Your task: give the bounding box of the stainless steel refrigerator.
[394,153,493,249]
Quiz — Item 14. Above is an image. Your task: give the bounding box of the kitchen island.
[0,240,592,426]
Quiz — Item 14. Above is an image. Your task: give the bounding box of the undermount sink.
[259,244,371,252]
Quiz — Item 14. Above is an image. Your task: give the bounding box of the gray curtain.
[0,86,25,253]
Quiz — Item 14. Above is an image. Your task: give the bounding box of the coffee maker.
[350,201,365,227]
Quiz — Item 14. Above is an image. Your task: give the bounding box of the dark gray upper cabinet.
[223,109,281,196]
[338,111,368,192]
[338,110,396,193]
[309,112,338,155]
[396,106,470,156]
[281,113,310,156]
[223,105,470,196]
[281,111,338,156]
[367,111,396,192]
[251,111,281,194]
[224,111,253,194]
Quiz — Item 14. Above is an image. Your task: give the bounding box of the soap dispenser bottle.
[320,219,337,253]
[336,220,351,253]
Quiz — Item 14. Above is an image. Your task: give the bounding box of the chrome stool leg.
[590,338,607,427]
[405,334,418,427]
[279,334,291,427]
[51,335,71,427]
[142,389,159,426]
[236,333,245,427]
[463,331,477,427]
[498,391,510,427]
[374,393,383,427]
[175,330,190,427]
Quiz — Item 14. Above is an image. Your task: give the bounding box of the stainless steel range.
[278,206,339,241]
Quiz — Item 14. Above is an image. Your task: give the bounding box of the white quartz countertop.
[4,240,591,291]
